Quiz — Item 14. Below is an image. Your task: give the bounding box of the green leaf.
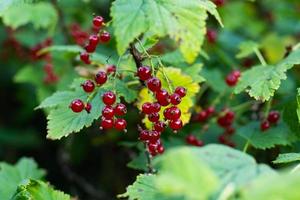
[0,0,34,15]
[283,100,300,137]
[114,79,138,103]
[198,0,223,27]
[202,68,227,93]
[126,152,148,171]
[237,122,297,149]
[39,45,83,55]
[236,41,260,59]
[180,63,205,84]
[1,2,58,31]
[111,0,221,63]
[0,158,45,200]
[273,153,300,164]
[297,88,300,123]
[12,180,71,200]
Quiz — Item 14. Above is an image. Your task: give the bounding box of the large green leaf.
[236,40,260,59]
[0,0,34,15]
[111,0,221,63]
[273,153,300,164]
[0,158,45,200]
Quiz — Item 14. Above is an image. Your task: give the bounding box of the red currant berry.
[148,142,157,153]
[217,116,232,128]
[197,110,208,122]
[260,120,270,132]
[115,118,127,131]
[153,121,166,132]
[206,106,215,116]
[186,135,197,145]
[147,77,161,92]
[93,16,104,27]
[243,58,254,68]
[81,80,95,93]
[100,117,114,129]
[267,111,280,124]
[102,91,116,105]
[85,103,92,113]
[232,70,241,78]
[226,141,236,148]
[155,89,170,106]
[157,145,164,154]
[137,66,152,81]
[174,86,187,97]
[225,73,238,86]
[166,106,181,120]
[70,99,84,113]
[194,140,204,147]
[139,130,150,141]
[107,65,116,74]
[151,102,161,113]
[114,103,127,116]
[225,111,235,121]
[218,134,227,144]
[148,113,160,122]
[100,31,110,43]
[142,102,153,114]
[148,131,161,143]
[170,93,182,105]
[89,34,99,46]
[169,119,183,131]
[213,0,225,7]
[206,29,217,43]
[102,105,114,118]
[225,126,235,135]
[95,71,107,85]
[80,52,91,64]
[85,43,96,53]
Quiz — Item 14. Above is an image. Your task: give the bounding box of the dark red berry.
[95,71,107,85]
[139,130,150,141]
[232,70,241,78]
[206,29,217,43]
[147,77,161,92]
[226,141,236,148]
[213,0,225,7]
[186,135,197,144]
[170,93,182,105]
[107,65,116,74]
[93,16,104,27]
[142,102,153,114]
[100,31,110,43]
[194,140,204,147]
[225,111,235,121]
[151,102,161,113]
[169,119,183,131]
[174,86,186,97]
[81,80,95,93]
[100,117,114,129]
[148,113,160,122]
[85,43,96,53]
[102,105,114,118]
[260,120,270,132]
[206,106,215,116]
[70,99,85,113]
[217,111,235,128]
[168,106,181,120]
[267,111,280,124]
[218,134,227,144]
[89,34,99,46]
[137,66,152,81]
[85,103,92,113]
[148,142,157,153]
[80,52,91,64]
[153,121,166,132]
[225,126,235,135]
[115,118,127,131]
[197,110,208,122]
[102,91,116,105]
[243,58,254,68]
[148,131,161,143]
[155,89,170,106]
[114,103,127,116]
[157,145,165,154]
[226,73,238,86]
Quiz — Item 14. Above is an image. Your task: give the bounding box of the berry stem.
[143,143,155,174]
[126,80,140,86]
[243,141,250,153]
[136,38,155,72]
[158,60,173,93]
[254,47,267,66]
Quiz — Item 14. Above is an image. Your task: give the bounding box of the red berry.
[174,86,186,97]
[100,31,110,43]
[142,102,153,114]
[225,111,235,121]
[114,103,127,116]
[139,130,150,141]
[95,71,107,85]
[169,119,183,131]
[225,126,235,135]
[232,70,241,78]
[102,105,114,118]
[206,106,215,116]
[186,134,197,144]
[260,120,270,132]
[213,0,225,7]
[85,43,96,53]
[85,103,92,113]
[194,140,204,147]
[153,121,166,132]
[137,66,152,81]
[148,142,157,153]
[81,80,95,93]
[115,118,127,131]
[80,52,90,64]
[197,110,208,122]
[218,134,227,144]
[168,106,181,120]
[170,93,182,105]
[93,16,104,27]
[243,58,254,68]
[148,131,161,143]
[157,145,165,154]
[206,29,217,43]
[155,89,170,106]
[102,91,116,105]
[89,34,99,46]
[151,102,161,113]
[217,111,235,128]
[100,117,114,129]
[148,113,160,122]
[267,111,280,124]
[147,77,161,92]
[70,99,85,113]
[226,73,238,86]
[107,65,116,74]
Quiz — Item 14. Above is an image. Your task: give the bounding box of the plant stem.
[243,141,250,153]
[144,143,155,174]
[264,97,273,119]
[254,48,267,66]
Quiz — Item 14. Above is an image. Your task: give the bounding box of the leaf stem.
[243,141,250,153]
[254,48,267,66]
[264,97,273,119]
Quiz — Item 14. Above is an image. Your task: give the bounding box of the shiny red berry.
[153,121,166,132]
[81,80,95,93]
[155,89,170,106]
[100,31,110,43]
[226,73,238,86]
[100,117,114,129]
[85,103,92,113]
[169,119,183,131]
[157,145,165,154]
[194,140,204,147]
[174,86,187,97]
[206,29,217,43]
[267,111,280,124]
[102,105,114,118]
[197,110,208,122]
[142,102,153,114]
[80,52,90,64]
[148,113,160,122]
[137,66,152,81]
[186,135,197,144]
[89,34,99,46]
[114,103,127,116]
[206,106,215,116]
[70,99,84,113]
[93,16,104,27]
[151,102,161,113]
[232,70,241,78]
[102,91,116,105]
[260,120,270,132]
[170,93,182,105]
[147,77,161,92]
[115,118,127,131]
[139,130,150,141]
[85,43,96,53]
[164,106,181,120]
[95,71,107,85]
[148,131,160,143]
[107,65,116,74]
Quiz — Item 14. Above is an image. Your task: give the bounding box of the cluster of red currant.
[69,23,89,46]
[196,106,215,122]
[260,110,280,132]
[185,134,204,147]
[225,70,241,87]
[217,109,236,147]
[79,16,111,65]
